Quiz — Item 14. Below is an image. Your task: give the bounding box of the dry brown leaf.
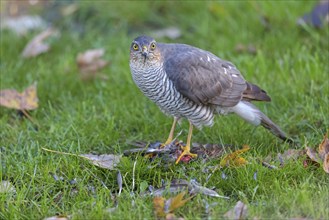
[153,192,193,217]
[220,145,250,167]
[305,147,322,164]
[80,154,121,170]
[318,133,329,160]
[76,49,109,79]
[224,200,248,220]
[0,83,38,110]
[21,28,58,58]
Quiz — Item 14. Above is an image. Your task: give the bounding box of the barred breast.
[131,65,214,128]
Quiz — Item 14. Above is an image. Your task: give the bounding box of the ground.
[0,1,328,219]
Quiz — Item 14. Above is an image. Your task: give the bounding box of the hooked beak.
[141,46,148,58]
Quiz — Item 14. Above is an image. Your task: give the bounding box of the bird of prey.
[129,35,291,164]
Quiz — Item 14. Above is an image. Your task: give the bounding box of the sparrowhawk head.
[130,36,161,67]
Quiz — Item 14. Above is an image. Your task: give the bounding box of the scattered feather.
[297,0,329,28]
[0,181,16,194]
[150,179,228,199]
[224,200,248,220]
[80,154,121,170]
[117,171,123,196]
[253,172,257,181]
[189,179,229,199]
[261,161,278,170]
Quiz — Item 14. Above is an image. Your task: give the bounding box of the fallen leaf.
[80,154,121,170]
[0,83,38,110]
[220,145,250,167]
[21,28,59,58]
[224,201,248,220]
[304,133,329,173]
[153,196,166,217]
[76,49,109,79]
[305,147,322,164]
[153,192,193,217]
[318,133,329,160]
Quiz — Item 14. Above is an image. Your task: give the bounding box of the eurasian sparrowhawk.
[129,35,291,163]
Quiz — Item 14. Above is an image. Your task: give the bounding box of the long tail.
[231,101,293,143]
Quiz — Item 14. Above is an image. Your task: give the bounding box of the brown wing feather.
[161,43,247,107]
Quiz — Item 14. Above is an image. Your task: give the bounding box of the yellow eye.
[133,44,139,51]
[150,43,156,50]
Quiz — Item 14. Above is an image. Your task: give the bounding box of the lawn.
[1,1,328,219]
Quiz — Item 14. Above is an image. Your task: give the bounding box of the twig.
[41,147,80,157]
[21,109,40,128]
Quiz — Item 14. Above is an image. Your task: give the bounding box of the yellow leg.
[162,117,178,147]
[175,121,198,164]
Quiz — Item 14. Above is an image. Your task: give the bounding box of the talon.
[175,146,198,164]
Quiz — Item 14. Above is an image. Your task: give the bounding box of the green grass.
[1,1,329,219]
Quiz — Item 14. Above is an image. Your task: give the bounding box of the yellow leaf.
[21,83,38,110]
[153,196,166,217]
[220,145,250,167]
[0,83,38,110]
[168,192,192,213]
[153,192,193,217]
